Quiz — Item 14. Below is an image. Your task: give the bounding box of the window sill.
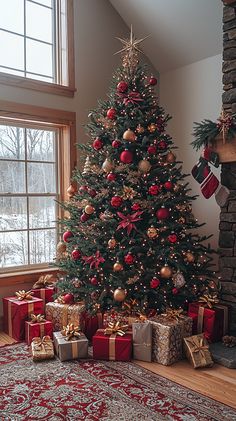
[0,72,76,98]
[0,267,59,287]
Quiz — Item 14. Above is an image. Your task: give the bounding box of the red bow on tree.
[119,91,143,106]
[116,211,143,235]
[82,251,105,269]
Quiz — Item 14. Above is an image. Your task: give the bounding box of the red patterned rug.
[0,343,235,420]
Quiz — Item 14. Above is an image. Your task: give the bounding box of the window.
[0,0,75,97]
[0,100,76,278]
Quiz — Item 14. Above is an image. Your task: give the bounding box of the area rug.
[0,343,235,421]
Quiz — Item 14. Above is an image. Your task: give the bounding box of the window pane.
[29,196,56,229]
[0,30,24,70]
[0,125,25,159]
[0,67,25,77]
[27,162,56,193]
[0,197,27,231]
[26,72,53,83]
[27,128,55,161]
[0,231,28,268]
[29,228,56,264]
[26,1,53,43]
[36,0,52,7]
[26,39,53,77]
[0,0,24,34]
[0,161,25,193]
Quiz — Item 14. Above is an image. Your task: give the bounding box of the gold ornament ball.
[138,159,151,173]
[102,158,114,173]
[166,151,176,163]
[113,262,124,272]
[123,128,136,142]
[147,227,158,239]
[186,252,195,263]
[84,204,95,215]
[136,124,145,134]
[67,184,76,198]
[57,241,66,253]
[113,287,127,302]
[160,265,172,278]
[148,123,157,133]
[108,238,117,249]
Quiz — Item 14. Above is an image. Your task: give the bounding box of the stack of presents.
[2,275,230,368]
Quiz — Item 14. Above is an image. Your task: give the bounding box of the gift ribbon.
[198,293,219,309]
[197,306,205,334]
[162,308,184,321]
[61,323,82,341]
[7,298,34,337]
[30,314,46,323]
[104,321,129,336]
[15,290,34,301]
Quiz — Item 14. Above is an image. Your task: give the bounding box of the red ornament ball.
[117,81,128,93]
[63,231,73,242]
[172,288,179,295]
[90,276,98,286]
[63,293,74,304]
[150,277,160,288]
[168,233,178,243]
[148,185,160,196]
[124,253,135,265]
[147,145,157,155]
[131,203,141,211]
[80,213,89,222]
[149,76,157,86]
[120,149,133,164]
[156,207,170,220]
[88,188,97,198]
[106,108,116,120]
[112,139,121,148]
[164,181,173,190]
[71,249,81,260]
[92,138,103,150]
[111,195,123,207]
[107,172,116,182]
[79,185,88,194]
[158,140,167,150]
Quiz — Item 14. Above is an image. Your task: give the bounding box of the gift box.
[45,301,85,331]
[148,310,193,366]
[25,318,53,345]
[132,322,152,362]
[81,311,103,341]
[188,301,229,342]
[53,331,88,362]
[32,287,54,307]
[3,296,44,341]
[184,334,214,368]
[31,335,55,361]
[103,310,129,328]
[93,327,132,361]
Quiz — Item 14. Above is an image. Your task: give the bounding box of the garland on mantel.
[191,109,236,151]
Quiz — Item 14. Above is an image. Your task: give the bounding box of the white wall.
[160,54,222,252]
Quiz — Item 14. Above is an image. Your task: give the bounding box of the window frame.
[0,99,76,284]
[0,0,75,97]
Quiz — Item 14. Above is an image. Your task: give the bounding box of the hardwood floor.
[0,332,236,410]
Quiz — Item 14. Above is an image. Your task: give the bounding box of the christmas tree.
[56,28,215,314]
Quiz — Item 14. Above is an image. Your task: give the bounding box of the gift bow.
[199,293,219,309]
[15,290,34,301]
[61,323,82,341]
[117,211,143,235]
[32,274,56,289]
[82,251,105,269]
[119,91,143,106]
[162,308,184,321]
[104,321,129,336]
[30,314,46,323]
[32,335,52,351]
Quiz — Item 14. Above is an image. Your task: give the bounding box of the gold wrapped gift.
[184,334,214,368]
[45,302,85,331]
[31,335,54,361]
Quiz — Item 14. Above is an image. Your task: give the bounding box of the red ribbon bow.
[116,211,143,235]
[120,91,143,106]
[82,251,105,269]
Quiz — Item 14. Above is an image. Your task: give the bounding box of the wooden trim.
[0,268,59,288]
[67,0,75,92]
[211,135,236,163]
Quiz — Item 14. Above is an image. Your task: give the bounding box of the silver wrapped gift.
[132,322,152,362]
[53,331,88,362]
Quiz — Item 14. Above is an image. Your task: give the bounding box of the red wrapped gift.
[93,323,132,361]
[25,319,53,345]
[3,295,44,341]
[81,311,103,341]
[32,287,54,306]
[188,301,229,342]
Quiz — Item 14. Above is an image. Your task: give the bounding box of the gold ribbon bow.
[191,337,209,364]
[162,308,184,321]
[32,335,52,351]
[61,323,82,341]
[199,293,219,309]
[32,274,57,289]
[104,321,129,336]
[30,314,46,323]
[15,290,34,301]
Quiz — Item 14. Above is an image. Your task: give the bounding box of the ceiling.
[109,0,223,73]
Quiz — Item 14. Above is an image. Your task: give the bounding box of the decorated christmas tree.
[56,28,215,314]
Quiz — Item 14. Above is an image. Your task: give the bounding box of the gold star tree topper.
[115,25,149,74]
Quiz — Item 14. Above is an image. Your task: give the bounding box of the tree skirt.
[0,343,235,421]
